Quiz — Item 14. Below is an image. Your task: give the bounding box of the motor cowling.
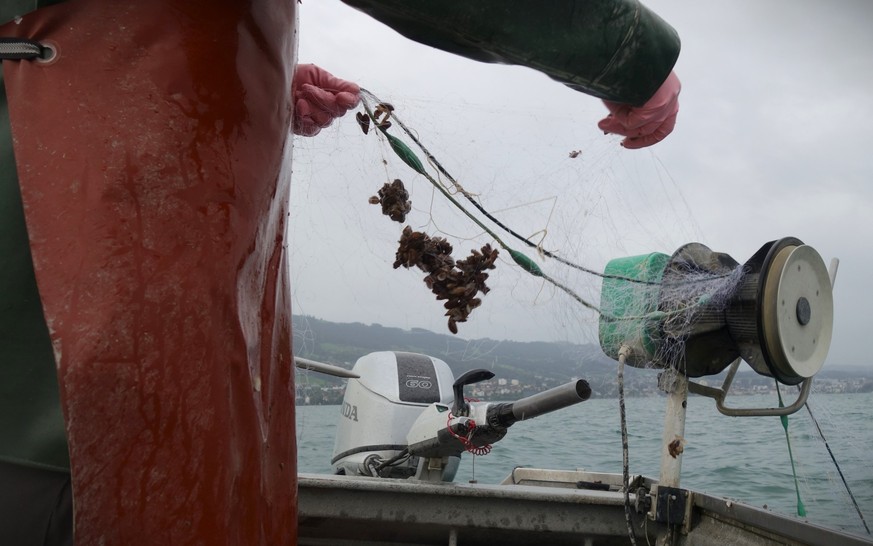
[331,351,455,476]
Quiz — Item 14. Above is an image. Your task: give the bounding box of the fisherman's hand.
[293,64,361,137]
[598,71,680,149]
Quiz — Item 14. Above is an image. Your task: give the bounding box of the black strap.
[0,37,44,60]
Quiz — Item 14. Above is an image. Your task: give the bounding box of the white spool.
[761,245,834,381]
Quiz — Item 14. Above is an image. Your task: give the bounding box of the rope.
[618,354,638,546]
[357,90,734,325]
[804,401,870,534]
[359,89,734,289]
[358,91,606,314]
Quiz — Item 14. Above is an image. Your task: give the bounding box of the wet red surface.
[2,0,298,542]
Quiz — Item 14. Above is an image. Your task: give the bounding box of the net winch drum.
[598,237,833,384]
[331,351,455,476]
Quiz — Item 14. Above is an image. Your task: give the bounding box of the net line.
[358,88,748,377]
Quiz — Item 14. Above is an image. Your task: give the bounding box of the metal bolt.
[796,297,811,325]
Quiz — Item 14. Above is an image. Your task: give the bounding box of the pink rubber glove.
[598,71,681,149]
[293,64,361,137]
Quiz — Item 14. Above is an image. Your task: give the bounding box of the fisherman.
[0,1,679,544]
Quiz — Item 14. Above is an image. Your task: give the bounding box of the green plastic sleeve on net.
[777,386,807,517]
[509,249,543,277]
[386,134,426,175]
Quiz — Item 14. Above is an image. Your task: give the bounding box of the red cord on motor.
[446,412,492,456]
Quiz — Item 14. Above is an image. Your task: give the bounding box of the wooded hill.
[293,315,661,398]
[291,315,872,400]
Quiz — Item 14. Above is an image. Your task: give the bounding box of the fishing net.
[291,89,754,379]
[297,95,689,323]
[289,90,872,536]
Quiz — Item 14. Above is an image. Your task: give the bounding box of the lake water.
[296,392,873,537]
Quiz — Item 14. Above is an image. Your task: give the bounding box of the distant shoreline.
[292,315,872,405]
[296,383,872,406]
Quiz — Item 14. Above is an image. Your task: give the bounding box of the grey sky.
[289,1,873,369]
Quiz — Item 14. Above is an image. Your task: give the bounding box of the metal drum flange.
[761,245,833,384]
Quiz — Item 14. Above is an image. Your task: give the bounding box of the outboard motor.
[331,351,455,478]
